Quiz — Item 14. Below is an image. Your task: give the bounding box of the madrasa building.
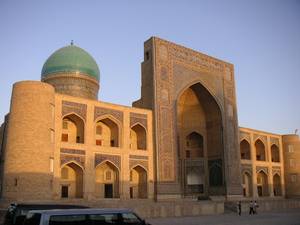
[0,37,299,204]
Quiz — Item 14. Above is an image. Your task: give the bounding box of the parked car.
[23,208,151,225]
[4,203,89,225]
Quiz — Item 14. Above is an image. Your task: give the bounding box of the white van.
[23,208,151,225]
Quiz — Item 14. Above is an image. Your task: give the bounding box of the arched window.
[255,140,266,161]
[240,140,251,160]
[185,132,204,158]
[95,118,120,147]
[271,144,280,162]
[61,114,84,144]
[130,124,147,150]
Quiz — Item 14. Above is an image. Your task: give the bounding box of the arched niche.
[95,161,120,198]
[130,165,148,198]
[95,117,120,147]
[62,114,85,143]
[185,132,204,158]
[242,171,252,197]
[273,174,282,196]
[60,162,84,198]
[271,144,280,162]
[240,139,251,160]
[257,170,269,197]
[255,139,266,161]
[130,124,147,150]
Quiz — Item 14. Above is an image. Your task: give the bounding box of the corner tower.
[41,43,100,100]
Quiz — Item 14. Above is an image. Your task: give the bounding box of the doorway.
[257,186,263,196]
[130,187,133,198]
[105,184,113,198]
[61,186,68,198]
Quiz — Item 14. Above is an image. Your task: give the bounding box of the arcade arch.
[61,114,84,143]
[95,117,120,147]
[255,139,266,161]
[95,161,120,198]
[257,170,269,197]
[130,124,147,150]
[130,165,148,198]
[240,139,251,160]
[273,174,282,196]
[271,144,280,162]
[60,162,84,198]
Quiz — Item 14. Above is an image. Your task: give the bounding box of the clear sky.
[0,0,299,134]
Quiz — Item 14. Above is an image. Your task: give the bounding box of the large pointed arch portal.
[134,37,242,198]
[177,82,225,196]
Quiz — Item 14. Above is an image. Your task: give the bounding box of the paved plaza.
[147,209,300,225]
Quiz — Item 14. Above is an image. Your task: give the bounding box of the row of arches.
[242,171,282,197]
[240,139,280,162]
[60,161,148,199]
[61,114,147,150]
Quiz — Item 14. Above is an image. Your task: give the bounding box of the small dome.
[41,44,100,81]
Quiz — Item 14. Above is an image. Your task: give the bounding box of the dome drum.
[43,72,99,100]
[41,44,100,100]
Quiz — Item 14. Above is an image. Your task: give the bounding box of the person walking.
[249,201,254,215]
[254,201,259,214]
[237,201,242,216]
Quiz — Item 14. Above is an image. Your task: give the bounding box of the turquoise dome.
[41,44,100,81]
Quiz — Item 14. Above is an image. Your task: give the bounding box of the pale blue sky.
[0,0,299,134]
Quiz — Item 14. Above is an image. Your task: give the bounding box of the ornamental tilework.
[60,154,85,169]
[129,159,148,171]
[94,106,123,124]
[130,112,148,129]
[94,154,121,170]
[256,166,268,174]
[62,101,87,121]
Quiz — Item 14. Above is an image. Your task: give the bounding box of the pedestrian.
[237,201,242,216]
[249,201,254,215]
[254,201,259,214]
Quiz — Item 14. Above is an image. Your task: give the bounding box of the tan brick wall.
[2,81,55,200]
[282,134,300,197]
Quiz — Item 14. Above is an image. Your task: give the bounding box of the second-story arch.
[185,132,204,158]
[271,144,280,162]
[130,123,147,150]
[255,139,266,161]
[240,139,251,160]
[95,116,120,147]
[61,113,85,144]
